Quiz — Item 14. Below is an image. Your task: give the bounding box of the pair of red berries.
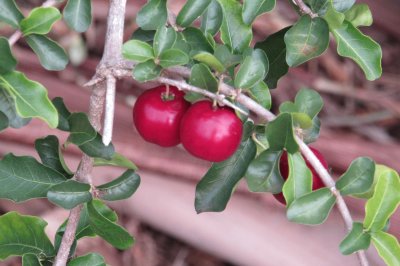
[133,85,243,162]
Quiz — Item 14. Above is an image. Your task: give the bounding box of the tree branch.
[292,0,318,18]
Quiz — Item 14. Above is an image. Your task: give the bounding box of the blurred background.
[0,0,399,265]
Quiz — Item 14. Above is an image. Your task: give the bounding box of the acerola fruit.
[274,147,328,205]
[180,100,243,162]
[133,85,190,147]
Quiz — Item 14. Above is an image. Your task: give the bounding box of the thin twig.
[292,0,318,18]
[103,75,116,145]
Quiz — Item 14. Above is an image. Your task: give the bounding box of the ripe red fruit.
[273,147,328,205]
[133,85,190,147]
[180,100,243,162]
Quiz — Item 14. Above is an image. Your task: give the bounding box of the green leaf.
[265,113,299,153]
[48,180,92,209]
[87,200,134,249]
[159,49,189,68]
[285,16,329,67]
[0,71,58,128]
[63,0,92,32]
[153,26,177,57]
[195,123,257,213]
[133,60,162,82]
[193,52,225,72]
[172,32,191,54]
[344,4,372,28]
[248,81,271,110]
[20,7,61,36]
[323,2,345,30]
[35,135,73,178]
[0,111,8,131]
[122,40,154,62]
[218,0,253,53]
[97,170,140,201]
[371,231,400,266]
[353,164,393,199]
[200,0,223,36]
[235,49,268,90]
[287,188,336,225]
[68,253,106,266]
[67,112,97,145]
[26,34,68,71]
[336,157,375,196]
[136,0,167,30]
[22,254,41,266]
[0,212,54,260]
[186,63,218,102]
[0,37,17,74]
[339,222,371,255]
[282,152,313,206]
[52,97,71,131]
[0,88,30,128]
[255,27,289,88]
[0,0,24,28]
[94,153,138,170]
[131,28,156,44]
[291,112,313,129]
[332,0,355,13]
[242,0,275,25]
[182,27,214,54]
[0,154,66,202]
[364,170,400,232]
[332,20,382,81]
[177,0,211,27]
[294,88,324,119]
[304,0,355,15]
[303,116,321,144]
[245,150,283,193]
[79,133,115,160]
[214,44,242,68]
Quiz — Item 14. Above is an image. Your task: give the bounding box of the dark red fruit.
[133,85,190,147]
[274,147,328,205]
[180,100,243,162]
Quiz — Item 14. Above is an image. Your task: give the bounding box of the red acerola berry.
[133,85,190,147]
[180,100,243,162]
[274,147,329,205]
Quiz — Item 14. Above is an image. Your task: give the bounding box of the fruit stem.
[162,84,175,101]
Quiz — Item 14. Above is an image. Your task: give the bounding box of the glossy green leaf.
[344,4,372,28]
[371,231,400,266]
[245,150,283,193]
[242,0,275,25]
[0,37,17,74]
[304,0,355,15]
[122,40,154,62]
[52,97,71,131]
[295,88,324,119]
[336,157,375,195]
[26,34,68,71]
[195,122,256,213]
[218,0,253,53]
[0,111,8,131]
[332,0,355,13]
[177,0,211,27]
[79,133,115,160]
[0,88,30,128]
[87,200,134,249]
[35,135,73,178]
[364,170,400,232]
[265,113,299,153]
[255,27,289,88]
[182,27,214,54]
[133,60,162,82]
[172,32,191,54]
[63,0,92,32]
[323,1,345,30]
[48,180,92,209]
[97,170,140,201]
[287,188,336,225]
[186,63,218,102]
[131,28,156,44]
[303,116,321,144]
[291,112,313,129]
[136,0,167,30]
[193,52,224,72]
[332,20,382,81]
[200,0,223,36]
[20,7,61,36]
[282,152,313,206]
[67,112,96,145]
[353,164,393,199]
[0,212,54,260]
[214,44,242,68]
[68,253,106,266]
[94,153,138,170]
[22,254,41,266]
[285,16,329,67]
[0,0,24,28]
[153,26,177,57]
[248,81,271,110]
[159,49,189,68]
[339,222,371,255]
[0,71,58,128]
[0,154,66,202]
[235,49,269,90]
